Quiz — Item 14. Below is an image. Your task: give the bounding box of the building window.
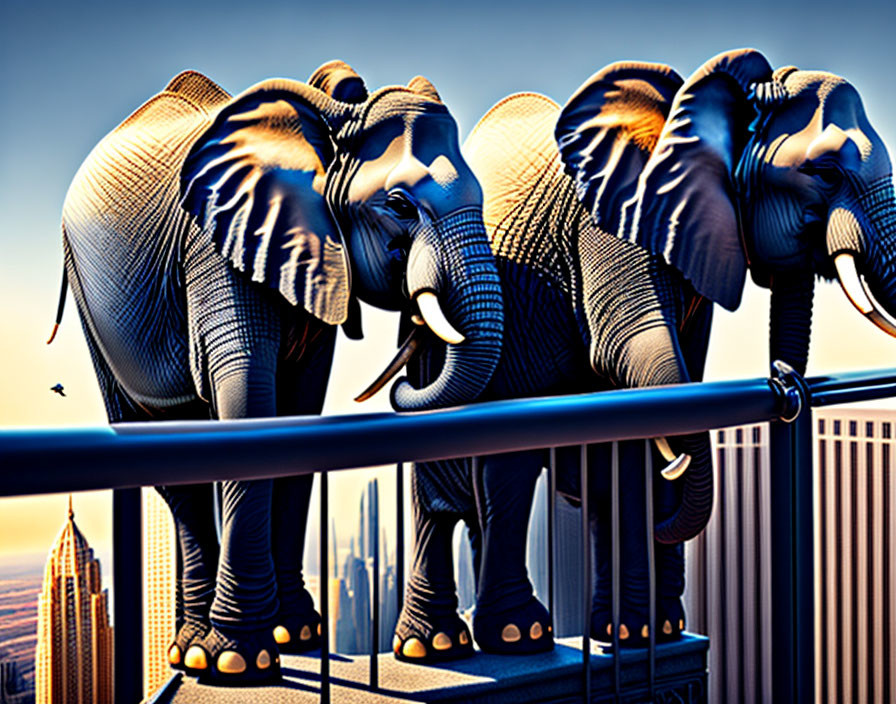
[849,421,857,437]
[866,421,874,437]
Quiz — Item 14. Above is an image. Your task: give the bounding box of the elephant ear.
[555,61,684,238]
[622,49,773,311]
[181,79,352,325]
[308,60,368,104]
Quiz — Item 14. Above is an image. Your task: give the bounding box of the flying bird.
[50,383,66,397]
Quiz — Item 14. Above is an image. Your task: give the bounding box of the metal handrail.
[5,367,896,704]
[1,375,794,496]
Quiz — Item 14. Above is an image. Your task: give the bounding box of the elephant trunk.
[390,208,503,410]
[608,323,715,544]
[654,430,714,544]
[828,177,896,332]
[769,271,815,376]
[858,178,896,314]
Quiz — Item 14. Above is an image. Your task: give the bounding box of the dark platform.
[146,634,708,703]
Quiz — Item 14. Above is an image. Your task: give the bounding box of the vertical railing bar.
[611,441,621,702]
[581,444,591,703]
[112,488,142,704]
[319,470,330,703]
[645,440,656,699]
[549,447,557,623]
[396,462,405,624]
[370,480,380,690]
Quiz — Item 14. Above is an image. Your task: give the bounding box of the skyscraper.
[141,488,176,700]
[35,498,113,704]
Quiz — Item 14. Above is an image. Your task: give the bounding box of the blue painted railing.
[3,366,895,703]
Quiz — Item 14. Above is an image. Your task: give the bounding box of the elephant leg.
[188,364,281,684]
[74,307,218,672]
[269,475,319,653]
[156,484,219,672]
[653,451,686,640]
[590,440,653,647]
[472,450,552,654]
[269,324,336,653]
[394,459,474,663]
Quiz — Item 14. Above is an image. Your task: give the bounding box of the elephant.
[367,48,896,660]
[55,60,503,684]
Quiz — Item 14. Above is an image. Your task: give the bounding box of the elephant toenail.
[168,644,181,665]
[393,635,402,654]
[606,624,612,635]
[432,633,452,650]
[641,625,649,639]
[663,620,673,635]
[300,625,312,641]
[619,624,630,639]
[184,646,208,670]
[679,619,685,631]
[273,625,291,644]
[501,624,522,643]
[401,637,427,658]
[317,623,322,636]
[217,651,247,674]
[256,649,271,669]
[530,622,543,639]
[548,625,553,632]
[459,631,469,645]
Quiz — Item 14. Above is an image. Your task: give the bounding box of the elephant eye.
[384,191,419,221]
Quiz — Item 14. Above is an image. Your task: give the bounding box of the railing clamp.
[769,360,810,423]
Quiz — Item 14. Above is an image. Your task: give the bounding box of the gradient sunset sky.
[2,0,896,564]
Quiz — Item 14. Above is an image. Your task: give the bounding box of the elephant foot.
[273,610,322,654]
[167,619,210,676]
[393,608,473,663]
[591,605,651,649]
[591,598,686,648]
[187,627,281,686]
[473,596,553,655]
[657,596,686,642]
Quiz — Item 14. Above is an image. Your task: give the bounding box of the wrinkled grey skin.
[60,62,502,682]
[401,48,896,652]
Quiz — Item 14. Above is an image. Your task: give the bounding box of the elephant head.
[180,62,503,411]
[555,49,896,542]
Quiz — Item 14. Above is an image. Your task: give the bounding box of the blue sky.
[1,0,896,559]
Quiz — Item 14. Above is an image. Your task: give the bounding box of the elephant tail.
[46,263,68,345]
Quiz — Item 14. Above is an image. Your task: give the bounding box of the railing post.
[396,462,404,625]
[319,471,330,704]
[370,479,379,689]
[769,390,814,703]
[581,444,591,703]
[112,487,142,704]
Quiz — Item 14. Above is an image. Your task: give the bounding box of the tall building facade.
[141,488,176,699]
[686,409,896,704]
[35,500,113,704]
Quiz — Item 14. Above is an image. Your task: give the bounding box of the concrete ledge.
[147,634,708,703]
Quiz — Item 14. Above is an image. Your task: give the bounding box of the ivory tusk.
[653,437,691,481]
[354,329,421,402]
[660,453,691,481]
[653,437,676,462]
[415,291,465,345]
[834,253,896,338]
